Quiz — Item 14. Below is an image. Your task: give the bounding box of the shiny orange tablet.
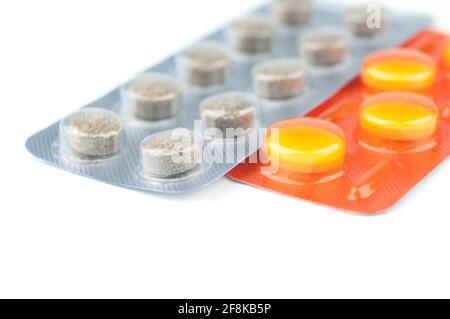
[362,49,436,91]
[266,118,346,174]
[360,92,438,141]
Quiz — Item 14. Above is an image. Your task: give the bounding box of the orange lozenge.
[266,118,346,174]
[362,49,436,91]
[359,92,438,141]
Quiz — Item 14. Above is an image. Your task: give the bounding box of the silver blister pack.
[26,0,431,193]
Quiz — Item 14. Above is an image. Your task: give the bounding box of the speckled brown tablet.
[254,59,306,99]
[67,110,123,157]
[179,45,229,87]
[125,75,181,121]
[200,93,256,138]
[272,0,313,27]
[301,32,349,66]
[345,5,387,37]
[141,130,201,178]
[229,17,274,55]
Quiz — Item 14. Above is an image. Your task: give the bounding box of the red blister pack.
[228,30,450,214]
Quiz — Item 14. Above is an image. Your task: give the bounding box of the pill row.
[59,90,260,180]
[118,29,360,124]
[263,91,439,179]
[234,0,387,56]
[59,108,206,179]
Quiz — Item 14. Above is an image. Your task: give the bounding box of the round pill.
[123,74,181,121]
[266,118,346,174]
[360,92,438,141]
[344,4,387,38]
[253,59,306,99]
[64,109,124,158]
[362,49,436,91]
[229,16,274,55]
[272,0,313,27]
[141,129,201,178]
[178,44,229,88]
[200,92,257,138]
[300,31,349,67]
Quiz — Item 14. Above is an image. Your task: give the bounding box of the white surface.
[1,0,450,299]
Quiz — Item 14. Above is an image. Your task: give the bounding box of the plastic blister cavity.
[344,4,388,38]
[200,92,260,139]
[121,73,181,122]
[26,1,431,194]
[228,30,450,214]
[139,129,203,180]
[253,58,306,100]
[272,0,313,28]
[177,43,230,89]
[300,29,350,68]
[359,92,438,142]
[264,118,346,180]
[229,16,275,58]
[59,108,124,162]
[362,49,437,91]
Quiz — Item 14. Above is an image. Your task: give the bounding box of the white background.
[1,0,450,299]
